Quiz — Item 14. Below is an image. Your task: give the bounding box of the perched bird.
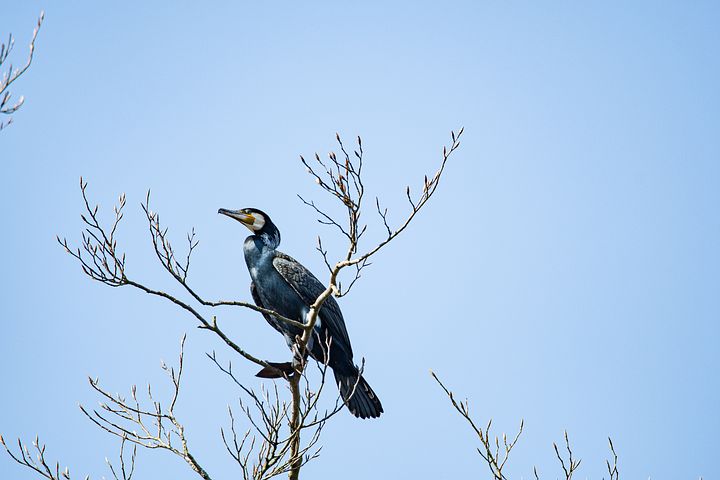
[219,207,383,419]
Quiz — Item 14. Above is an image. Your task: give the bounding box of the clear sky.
[2,1,719,479]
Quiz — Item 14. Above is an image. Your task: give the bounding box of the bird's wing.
[250,281,291,336]
[272,251,353,354]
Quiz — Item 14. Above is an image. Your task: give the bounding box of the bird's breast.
[243,237,274,281]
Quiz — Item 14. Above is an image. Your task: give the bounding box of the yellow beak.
[218,208,255,227]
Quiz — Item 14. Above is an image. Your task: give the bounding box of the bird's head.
[218,207,281,248]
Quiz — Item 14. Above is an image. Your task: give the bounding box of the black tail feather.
[255,361,294,379]
[334,368,383,419]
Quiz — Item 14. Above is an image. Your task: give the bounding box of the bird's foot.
[291,340,308,372]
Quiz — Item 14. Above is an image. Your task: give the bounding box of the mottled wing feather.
[272,251,353,354]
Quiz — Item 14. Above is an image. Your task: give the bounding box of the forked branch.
[553,431,581,480]
[106,436,137,480]
[1,433,136,480]
[1,434,88,480]
[300,129,463,295]
[57,178,278,371]
[433,371,621,480]
[79,335,211,480]
[140,194,305,330]
[294,128,464,368]
[431,370,521,480]
[292,130,464,397]
[1,11,44,131]
[605,437,619,480]
[285,130,462,478]
[208,337,356,479]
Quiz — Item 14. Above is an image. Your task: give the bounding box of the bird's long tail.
[334,368,383,419]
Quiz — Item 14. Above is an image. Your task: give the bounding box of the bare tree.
[3,130,463,479]
[431,371,621,480]
[0,11,43,132]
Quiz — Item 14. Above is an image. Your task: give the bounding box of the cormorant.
[218,207,383,419]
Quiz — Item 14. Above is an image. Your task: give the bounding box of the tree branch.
[79,335,212,480]
[553,431,581,480]
[1,434,88,480]
[431,370,521,480]
[0,11,43,131]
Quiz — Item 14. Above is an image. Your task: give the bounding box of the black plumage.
[219,207,383,419]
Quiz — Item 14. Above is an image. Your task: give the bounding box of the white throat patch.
[251,213,266,231]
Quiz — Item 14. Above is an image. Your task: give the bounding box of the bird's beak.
[218,208,255,227]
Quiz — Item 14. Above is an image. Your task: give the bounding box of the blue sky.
[2,1,719,478]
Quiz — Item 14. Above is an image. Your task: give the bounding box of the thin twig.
[430,370,520,480]
[0,11,44,130]
[79,336,212,480]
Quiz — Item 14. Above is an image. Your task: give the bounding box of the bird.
[218,207,383,419]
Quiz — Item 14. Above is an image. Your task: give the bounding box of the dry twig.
[433,371,624,480]
[431,371,522,480]
[1,434,88,480]
[79,335,211,480]
[553,431,581,480]
[106,436,137,480]
[0,11,43,131]
[605,437,619,480]
[56,178,275,372]
[283,130,462,477]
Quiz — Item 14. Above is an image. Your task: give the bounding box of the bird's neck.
[243,235,275,279]
[258,231,280,249]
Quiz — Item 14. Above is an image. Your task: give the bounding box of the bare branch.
[298,128,462,311]
[553,430,581,480]
[0,11,43,131]
[106,436,137,480]
[140,193,305,331]
[59,179,285,371]
[273,131,463,477]
[1,434,88,480]
[79,336,212,480]
[431,370,522,480]
[605,437,619,480]
[348,128,463,269]
[208,336,353,480]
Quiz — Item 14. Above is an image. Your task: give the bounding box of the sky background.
[2,1,719,479]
